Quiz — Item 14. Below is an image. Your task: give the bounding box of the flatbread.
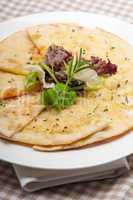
[11,97,108,145]
[0,31,40,75]
[27,23,91,55]
[1,25,133,151]
[33,123,133,152]
[0,93,44,137]
[30,28,133,151]
[0,71,26,99]
[84,27,133,63]
[19,27,133,151]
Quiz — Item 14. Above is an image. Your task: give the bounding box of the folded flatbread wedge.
[11,97,108,145]
[27,23,91,54]
[0,93,44,137]
[33,116,133,151]
[0,31,40,75]
[0,71,26,99]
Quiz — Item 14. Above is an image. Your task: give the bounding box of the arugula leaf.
[24,71,39,91]
[41,83,77,110]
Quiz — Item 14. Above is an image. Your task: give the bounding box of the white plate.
[1,12,133,170]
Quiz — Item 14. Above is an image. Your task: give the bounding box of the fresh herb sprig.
[65,48,92,84]
[40,48,90,110]
[25,48,95,110]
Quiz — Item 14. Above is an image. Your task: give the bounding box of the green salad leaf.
[41,83,77,110]
[24,71,39,91]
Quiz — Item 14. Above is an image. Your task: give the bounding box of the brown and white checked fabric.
[0,0,133,199]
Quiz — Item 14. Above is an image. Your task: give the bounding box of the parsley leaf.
[41,83,77,110]
[24,71,39,91]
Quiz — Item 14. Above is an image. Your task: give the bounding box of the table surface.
[0,0,133,199]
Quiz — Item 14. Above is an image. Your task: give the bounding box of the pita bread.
[27,23,91,55]
[0,31,40,75]
[0,93,44,137]
[0,71,26,99]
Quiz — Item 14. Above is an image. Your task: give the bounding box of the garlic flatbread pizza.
[0,23,133,152]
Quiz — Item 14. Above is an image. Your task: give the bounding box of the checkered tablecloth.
[0,0,133,199]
